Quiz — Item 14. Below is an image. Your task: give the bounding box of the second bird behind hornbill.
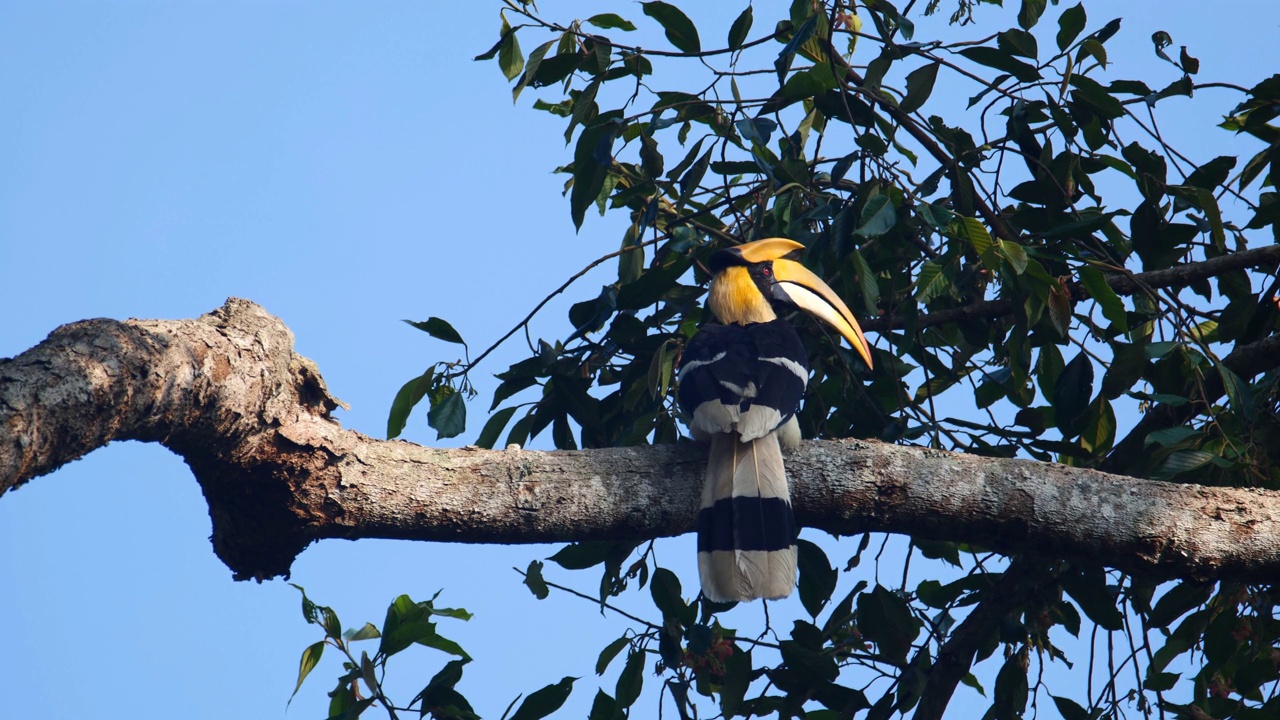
[677,238,873,603]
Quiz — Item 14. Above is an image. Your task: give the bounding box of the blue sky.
[1,2,1277,719]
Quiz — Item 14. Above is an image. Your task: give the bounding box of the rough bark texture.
[3,299,1280,582]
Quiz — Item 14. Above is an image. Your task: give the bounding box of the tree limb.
[861,243,1280,333]
[3,300,1280,582]
[912,558,1058,720]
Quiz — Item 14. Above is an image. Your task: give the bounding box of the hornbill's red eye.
[762,267,771,276]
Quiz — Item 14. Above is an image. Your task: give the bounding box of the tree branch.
[861,243,1280,333]
[912,558,1057,720]
[4,300,1280,582]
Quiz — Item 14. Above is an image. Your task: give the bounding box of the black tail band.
[696,496,797,553]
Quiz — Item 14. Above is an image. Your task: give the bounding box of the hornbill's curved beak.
[726,238,874,369]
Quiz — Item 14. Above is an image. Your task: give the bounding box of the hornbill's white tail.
[697,431,797,602]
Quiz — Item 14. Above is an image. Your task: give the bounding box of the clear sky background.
[1,2,1276,719]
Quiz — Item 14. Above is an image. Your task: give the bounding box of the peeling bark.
[3,299,1279,582]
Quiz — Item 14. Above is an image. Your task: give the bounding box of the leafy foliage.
[365,0,1280,718]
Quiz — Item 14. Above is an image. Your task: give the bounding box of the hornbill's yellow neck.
[708,266,777,325]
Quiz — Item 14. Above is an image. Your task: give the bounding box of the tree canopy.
[366,0,1280,718]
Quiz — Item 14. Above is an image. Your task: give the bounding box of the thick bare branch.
[3,300,1279,582]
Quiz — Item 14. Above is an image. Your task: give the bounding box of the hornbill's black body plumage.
[677,238,872,603]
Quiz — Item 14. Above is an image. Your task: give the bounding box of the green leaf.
[1053,353,1094,434]
[292,583,317,623]
[587,13,637,31]
[1246,196,1280,229]
[1056,3,1087,50]
[797,539,837,618]
[1102,342,1146,399]
[1061,566,1124,631]
[857,585,917,663]
[360,651,378,695]
[415,674,475,720]
[737,116,773,147]
[379,597,435,657]
[647,338,679,399]
[596,636,631,675]
[851,249,880,312]
[498,27,524,81]
[345,623,381,642]
[914,260,950,301]
[993,648,1029,718]
[727,5,753,51]
[588,691,618,720]
[640,133,663,179]
[1079,37,1107,68]
[388,369,434,439]
[1036,344,1065,402]
[418,632,472,660]
[900,62,940,114]
[772,62,839,108]
[548,542,613,570]
[1144,671,1180,692]
[404,317,467,346]
[1051,695,1091,720]
[997,28,1038,60]
[953,216,995,265]
[855,194,897,237]
[570,79,601,134]
[917,202,954,228]
[998,239,1029,275]
[412,658,472,711]
[774,13,818,85]
[642,2,701,54]
[679,148,713,205]
[524,560,550,600]
[474,30,509,62]
[1185,155,1237,190]
[1080,396,1115,454]
[430,603,474,622]
[1070,74,1125,119]
[1144,426,1199,448]
[321,606,341,640]
[1179,45,1199,75]
[509,677,577,720]
[1078,266,1128,332]
[961,673,986,697]
[1018,0,1047,29]
[958,46,1041,83]
[1148,580,1213,628]
[615,651,645,709]
[570,111,622,229]
[649,567,692,623]
[1152,450,1215,480]
[290,641,324,701]
[1047,283,1073,338]
[428,390,467,440]
[1216,361,1254,415]
[477,406,519,449]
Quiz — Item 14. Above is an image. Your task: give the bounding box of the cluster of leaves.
[513,536,1280,720]
[388,318,472,441]
[368,0,1280,718]
[291,585,578,720]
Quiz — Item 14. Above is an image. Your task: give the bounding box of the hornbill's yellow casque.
[677,238,873,603]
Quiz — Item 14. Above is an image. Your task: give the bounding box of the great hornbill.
[677,238,873,603]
